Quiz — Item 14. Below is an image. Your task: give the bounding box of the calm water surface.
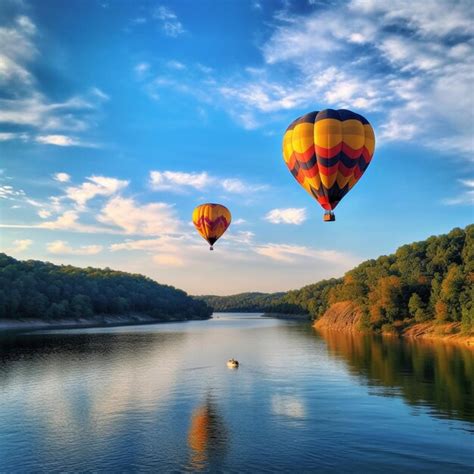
[0,314,473,473]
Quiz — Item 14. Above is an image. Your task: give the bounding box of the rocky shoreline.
[313,301,474,348]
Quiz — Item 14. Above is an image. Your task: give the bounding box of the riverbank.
[0,313,211,333]
[313,301,474,348]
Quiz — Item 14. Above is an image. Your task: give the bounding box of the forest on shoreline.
[198,225,474,334]
[1,225,472,334]
[0,254,212,323]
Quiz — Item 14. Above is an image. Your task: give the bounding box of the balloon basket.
[323,212,335,222]
[209,246,214,251]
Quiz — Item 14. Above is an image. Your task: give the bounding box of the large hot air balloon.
[282,109,375,221]
[192,203,231,250]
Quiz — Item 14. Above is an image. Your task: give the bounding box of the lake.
[0,314,473,473]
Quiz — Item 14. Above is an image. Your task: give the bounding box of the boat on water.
[227,358,239,368]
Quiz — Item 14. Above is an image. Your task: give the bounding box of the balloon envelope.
[282,109,375,216]
[192,203,231,249]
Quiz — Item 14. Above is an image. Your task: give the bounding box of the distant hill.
[197,225,474,334]
[0,254,212,323]
[197,292,286,313]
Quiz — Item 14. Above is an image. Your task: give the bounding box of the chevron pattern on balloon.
[192,203,232,249]
[282,109,375,213]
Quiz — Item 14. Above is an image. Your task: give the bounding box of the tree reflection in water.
[316,328,474,423]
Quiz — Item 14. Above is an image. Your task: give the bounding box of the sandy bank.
[0,313,210,333]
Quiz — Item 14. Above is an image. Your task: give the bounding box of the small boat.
[226,358,239,368]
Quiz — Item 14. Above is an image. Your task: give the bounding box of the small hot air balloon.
[282,109,375,221]
[193,203,231,250]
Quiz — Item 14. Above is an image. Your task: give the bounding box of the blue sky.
[0,0,473,295]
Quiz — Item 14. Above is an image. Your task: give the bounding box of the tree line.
[199,225,474,333]
[0,254,212,321]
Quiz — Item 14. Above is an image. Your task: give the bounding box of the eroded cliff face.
[313,302,362,332]
[314,301,474,348]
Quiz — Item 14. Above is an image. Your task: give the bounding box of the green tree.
[440,265,464,321]
[408,293,429,322]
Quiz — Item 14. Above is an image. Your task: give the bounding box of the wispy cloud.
[65,176,129,209]
[136,0,473,158]
[153,6,185,37]
[255,243,357,266]
[150,171,213,191]
[0,12,107,145]
[98,196,179,235]
[149,170,266,194]
[110,235,189,267]
[265,208,307,225]
[53,172,71,183]
[0,15,37,88]
[39,210,103,233]
[47,240,103,256]
[0,184,25,200]
[0,132,28,141]
[134,62,150,78]
[38,209,51,219]
[442,179,474,205]
[110,236,186,253]
[35,134,97,147]
[8,239,33,253]
[221,178,266,194]
[167,60,186,70]
[0,91,104,133]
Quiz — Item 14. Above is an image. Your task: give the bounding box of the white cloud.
[150,170,213,191]
[0,15,37,87]
[350,0,472,38]
[53,172,71,183]
[233,218,246,225]
[134,62,150,77]
[265,208,307,225]
[110,236,184,253]
[167,60,186,70]
[0,14,107,144]
[66,176,129,209]
[110,236,189,267]
[138,1,473,158]
[255,243,356,265]
[149,170,266,194]
[98,196,179,235]
[47,240,103,255]
[38,210,110,233]
[90,87,109,101]
[0,132,28,141]
[153,6,185,37]
[39,210,81,230]
[225,230,255,246]
[36,135,82,147]
[442,179,474,205]
[0,92,102,132]
[9,239,32,253]
[221,178,266,194]
[38,209,51,219]
[0,184,25,200]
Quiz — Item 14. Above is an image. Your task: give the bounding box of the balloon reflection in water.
[187,396,228,470]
